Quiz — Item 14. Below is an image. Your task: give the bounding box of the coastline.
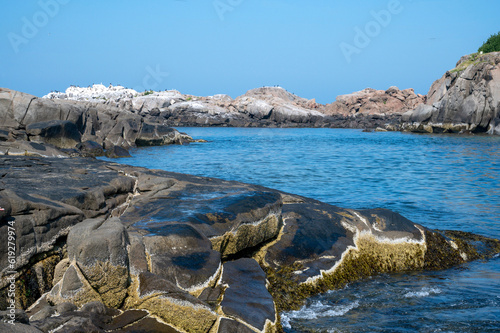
[0,51,499,332]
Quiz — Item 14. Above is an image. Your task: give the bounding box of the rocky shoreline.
[1,51,500,333]
[391,52,500,135]
[1,156,499,333]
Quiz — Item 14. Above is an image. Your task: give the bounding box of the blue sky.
[1,0,499,103]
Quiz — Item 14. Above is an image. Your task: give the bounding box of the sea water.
[100,128,500,332]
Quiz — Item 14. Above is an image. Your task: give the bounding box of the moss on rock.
[125,275,217,333]
[211,213,281,258]
[265,233,426,313]
[424,229,500,270]
[79,260,129,308]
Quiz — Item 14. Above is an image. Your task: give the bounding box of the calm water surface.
[101,128,500,332]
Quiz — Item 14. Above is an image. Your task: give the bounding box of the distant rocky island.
[0,51,497,159]
[1,52,500,333]
[42,51,500,136]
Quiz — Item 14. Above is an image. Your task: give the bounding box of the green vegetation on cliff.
[478,32,500,53]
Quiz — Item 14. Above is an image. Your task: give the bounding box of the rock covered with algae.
[0,156,499,332]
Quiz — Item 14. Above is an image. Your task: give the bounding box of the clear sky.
[1,0,499,103]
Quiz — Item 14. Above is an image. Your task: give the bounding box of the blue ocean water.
[100,128,500,332]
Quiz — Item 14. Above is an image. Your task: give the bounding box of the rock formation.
[43,84,424,129]
[324,86,424,116]
[1,156,499,332]
[397,52,500,134]
[0,88,197,158]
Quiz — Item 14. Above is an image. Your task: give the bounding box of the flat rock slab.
[220,258,276,331]
[0,157,135,280]
[122,182,281,241]
[117,167,283,291]
[0,140,69,157]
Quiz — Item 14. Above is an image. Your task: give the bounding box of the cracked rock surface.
[1,156,499,333]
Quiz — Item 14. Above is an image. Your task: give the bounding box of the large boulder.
[50,218,130,308]
[0,88,37,128]
[0,157,136,309]
[135,123,193,146]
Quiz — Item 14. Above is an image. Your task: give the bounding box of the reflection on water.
[100,128,500,332]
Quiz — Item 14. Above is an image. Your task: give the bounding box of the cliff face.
[0,88,196,158]
[400,52,500,134]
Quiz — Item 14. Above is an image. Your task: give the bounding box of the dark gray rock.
[0,157,135,295]
[67,218,129,268]
[0,309,30,324]
[140,224,221,293]
[26,120,82,149]
[56,302,78,314]
[58,265,84,297]
[48,316,105,333]
[262,199,353,280]
[0,128,9,141]
[104,145,131,158]
[0,140,68,157]
[79,301,107,315]
[217,318,255,333]
[121,178,283,258]
[118,317,180,333]
[0,88,37,128]
[76,141,104,157]
[0,322,43,333]
[220,258,276,331]
[198,285,223,306]
[28,305,56,322]
[135,122,193,146]
[0,156,499,333]
[101,309,147,330]
[64,218,129,308]
[0,88,197,152]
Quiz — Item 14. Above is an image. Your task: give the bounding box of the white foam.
[404,287,441,298]
[282,300,359,326]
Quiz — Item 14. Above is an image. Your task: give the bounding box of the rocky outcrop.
[397,52,500,134]
[0,88,197,158]
[44,84,425,129]
[324,86,424,116]
[1,156,499,332]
